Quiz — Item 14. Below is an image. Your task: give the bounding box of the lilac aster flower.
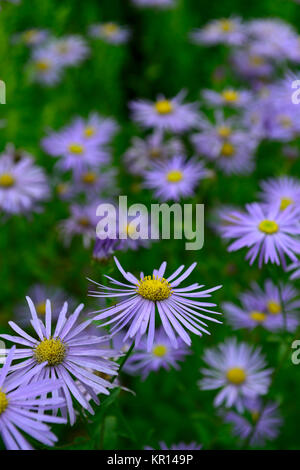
[132,0,175,7]
[146,442,202,450]
[230,49,274,79]
[198,338,272,411]
[30,46,63,86]
[221,202,300,268]
[1,297,120,425]
[203,88,252,109]
[88,22,130,45]
[13,28,49,47]
[59,203,99,248]
[259,177,300,213]
[0,153,49,214]
[130,90,200,133]
[190,17,246,46]
[143,154,208,201]
[47,35,89,66]
[0,346,66,450]
[93,237,120,261]
[224,397,282,447]
[125,326,190,380]
[72,167,119,201]
[71,112,119,146]
[41,119,110,174]
[223,280,300,332]
[89,257,222,351]
[124,131,184,176]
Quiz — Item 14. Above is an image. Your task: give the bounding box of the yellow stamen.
[56,183,69,195]
[0,173,15,188]
[222,90,239,102]
[68,143,84,155]
[36,302,46,316]
[152,344,168,357]
[102,23,119,36]
[250,311,266,322]
[0,390,8,415]
[78,217,91,227]
[280,197,294,211]
[84,126,95,138]
[217,126,232,138]
[249,55,264,66]
[149,148,161,159]
[23,30,37,43]
[278,115,292,129]
[251,410,260,423]
[166,170,183,183]
[155,100,173,115]
[258,219,279,234]
[267,300,281,315]
[81,172,97,184]
[137,276,172,301]
[226,367,247,385]
[36,60,50,71]
[220,142,235,156]
[34,338,66,366]
[219,19,234,32]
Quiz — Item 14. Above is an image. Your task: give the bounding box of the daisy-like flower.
[13,28,49,47]
[93,237,120,262]
[0,153,49,214]
[124,131,184,176]
[132,0,175,7]
[73,167,119,201]
[223,280,300,332]
[0,346,66,450]
[15,284,76,325]
[1,297,120,425]
[203,88,252,109]
[221,202,300,267]
[130,90,200,133]
[41,119,110,174]
[190,17,246,46]
[89,257,222,351]
[125,326,190,380]
[59,203,99,248]
[224,397,282,447]
[47,35,89,66]
[146,442,202,450]
[143,154,208,201]
[71,112,119,146]
[88,22,130,45]
[30,46,63,86]
[198,338,272,410]
[259,177,300,213]
[230,49,273,79]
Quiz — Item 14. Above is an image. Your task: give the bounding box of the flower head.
[59,203,99,248]
[88,22,130,45]
[47,35,89,66]
[259,177,300,213]
[190,17,246,46]
[30,46,63,86]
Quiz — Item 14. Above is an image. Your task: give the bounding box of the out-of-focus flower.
[130,90,200,133]
[47,35,89,66]
[89,257,222,350]
[259,177,300,213]
[132,0,175,8]
[0,346,66,450]
[73,167,119,201]
[287,260,300,280]
[0,153,49,214]
[223,280,300,332]
[59,203,99,248]
[13,28,49,47]
[1,297,120,425]
[30,46,63,86]
[71,113,119,146]
[198,338,272,411]
[230,49,274,79]
[203,88,252,108]
[146,442,202,450]
[88,22,130,45]
[224,397,282,447]
[143,154,208,201]
[190,17,246,46]
[125,326,190,379]
[221,202,300,268]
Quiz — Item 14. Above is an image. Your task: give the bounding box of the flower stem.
[112,341,135,382]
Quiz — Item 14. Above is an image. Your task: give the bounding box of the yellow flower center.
[36,302,46,316]
[251,410,260,423]
[219,19,234,32]
[34,338,66,366]
[23,30,37,43]
[68,143,84,155]
[226,367,247,385]
[222,90,239,102]
[0,173,15,188]
[78,217,91,227]
[267,300,281,315]
[84,126,95,138]
[250,311,266,322]
[137,276,172,301]
[217,126,232,138]
[124,224,136,237]
[36,60,51,71]
[57,43,69,54]
[149,148,161,159]
[155,100,173,115]
[249,55,264,66]
[81,171,97,184]
[220,142,235,156]
[280,197,294,211]
[258,219,279,234]
[0,390,8,415]
[102,23,119,36]
[166,170,183,183]
[152,344,168,357]
[278,115,292,128]
[56,183,69,195]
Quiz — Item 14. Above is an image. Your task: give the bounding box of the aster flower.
[190,17,246,46]
[1,297,120,425]
[30,46,63,86]
[130,90,200,133]
[198,338,272,410]
[146,442,202,450]
[59,203,99,248]
[124,131,184,176]
[221,202,300,268]
[13,28,49,47]
[89,257,222,351]
[143,154,208,201]
[0,153,49,214]
[0,346,66,450]
[47,35,89,66]
[93,237,120,262]
[88,22,130,45]
[223,280,300,332]
[125,326,190,380]
[259,177,300,213]
[71,112,119,146]
[224,397,282,447]
[230,49,273,79]
[132,0,175,7]
[73,167,119,201]
[203,88,252,109]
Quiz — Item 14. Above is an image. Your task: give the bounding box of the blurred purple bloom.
[146,441,202,450]
[59,203,99,248]
[190,17,246,46]
[203,88,252,109]
[132,0,175,7]
[88,22,130,45]
[30,46,63,86]
[259,177,300,213]
[47,35,89,66]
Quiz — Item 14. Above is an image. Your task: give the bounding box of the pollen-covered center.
[36,60,51,71]
[84,126,95,138]
[152,344,168,357]
[166,170,183,183]
[36,301,46,316]
[222,90,239,102]
[226,367,247,385]
[219,19,234,32]
[280,197,294,211]
[102,23,119,36]
[34,338,66,366]
[0,390,8,415]
[0,173,15,188]
[250,311,267,322]
[81,171,97,184]
[258,219,279,234]
[68,143,84,155]
[137,276,172,301]
[155,100,173,115]
[267,300,281,315]
[217,126,232,138]
[220,142,235,157]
